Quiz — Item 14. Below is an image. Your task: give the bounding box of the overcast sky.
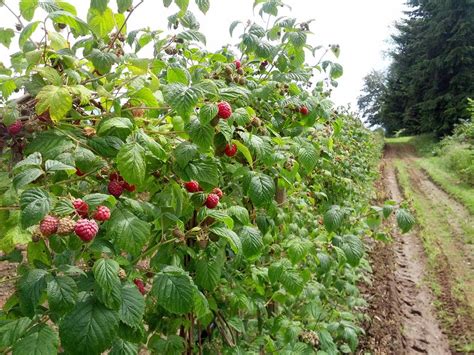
[1,0,407,109]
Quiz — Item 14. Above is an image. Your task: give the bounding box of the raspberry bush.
[0,0,414,354]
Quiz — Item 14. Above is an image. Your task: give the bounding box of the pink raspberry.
[212,188,223,198]
[184,181,200,193]
[74,219,99,242]
[133,278,146,295]
[205,193,220,209]
[224,143,237,157]
[39,215,59,236]
[7,121,22,135]
[93,206,110,221]
[73,199,89,217]
[217,101,232,119]
[299,106,309,115]
[108,180,124,197]
[234,60,241,69]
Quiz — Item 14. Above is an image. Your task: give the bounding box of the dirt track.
[362,143,474,354]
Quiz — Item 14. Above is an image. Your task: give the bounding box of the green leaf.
[195,0,210,13]
[164,84,201,118]
[117,0,132,13]
[35,85,72,122]
[167,66,190,85]
[199,104,218,124]
[324,206,344,233]
[36,67,62,86]
[45,160,75,174]
[91,0,109,12]
[248,173,275,207]
[97,116,133,137]
[341,235,364,266]
[117,142,146,186]
[87,7,115,38]
[88,49,117,74]
[233,140,253,167]
[93,258,121,292]
[396,208,415,233]
[298,144,318,172]
[0,28,15,48]
[107,209,150,255]
[19,21,40,47]
[46,275,78,314]
[25,131,74,160]
[110,339,138,355]
[13,168,43,190]
[48,11,90,35]
[175,0,189,12]
[18,269,49,316]
[0,318,32,348]
[330,63,343,79]
[82,193,116,209]
[210,226,242,254]
[184,159,219,187]
[195,258,221,290]
[287,239,311,264]
[188,119,214,150]
[12,324,59,355]
[193,290,210,319]
[227,206,250,225]
[20,188,52,228]
[240,226,263,259]
[119,283,145,328]
[152,266,195,314]
[59,296,119,355]
[174,142,198,168]
[280,269,304,295]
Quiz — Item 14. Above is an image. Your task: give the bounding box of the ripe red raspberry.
[205,193,220,209]
[234,60,241,69]
[299,106,309,115]
[39,215,59,236]
[73,199,89,217]
[224,143,238,157]
[93,205,111,221]
[184,181,200,193]
[109,172,123,181]
[121,181,136,192]
[217,101,232,119]
[75,168,85,176]
[133,278,146,295]
[7,121,22,135]
[108,180,124,197]
[212,188,223,198]
[74,219,99,242]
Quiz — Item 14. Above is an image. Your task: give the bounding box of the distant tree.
[357,70,386,127]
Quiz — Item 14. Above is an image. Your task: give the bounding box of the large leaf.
[88,49,117,74]
[195,258,221,291]
[195,0,210,13]
[116,142,146,186]
[324,206,344,233]
[46,275,78,314]
[107,209,150,255]
[59,296,119,355]
[210,226,241,254]
[341,235,364,267]
[0,318,32,348]
[119,283,145,328]
[248,173,275,207]
[0,28,15,48]
[20,188,52,228]
[396,208,415,233]
[35,85,72,122]
[13,168,43,190]
[87,7,115,38]
[240,226,263,259]
[152,266,195,314]
[164,84,201,118]
[12,324,59,355]
[110,339,138,355]
[188,119,214,150]
[19,21,40,47]
[93,258,121,293]
[18,269,49,316]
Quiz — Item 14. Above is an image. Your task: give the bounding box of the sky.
[0,0,407,109]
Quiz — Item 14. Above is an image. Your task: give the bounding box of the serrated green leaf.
[195,258,221,290]
[396,208,415,233]
[20,188,52,228]
[117,0,132,13]
[152,266,195,314]
[0,27,15,48]
[341,235,364,267]
[117,142,146,186]
[210,226,242,254]
[93,258,120,292]
[88,48,117,74]
[46,275,78,314]
[59,296,119,355]
[195,0,210,13]
[199,104,218,124]
[13,168,43,190]
[35,85,72,122]
[119,283,145,328]
[87,7,115,38]
[240,226,263,259]
[248,173,275,207]
[0,318,32,348]
[12,324,59,355]
[174,142,198,168]
[18,269,48,316]
[107,209,150,255]
[188,119,214,150]
[324,206,344,233]
[97,116,133,138]
[19,21,40,47]
[110,339,138,355]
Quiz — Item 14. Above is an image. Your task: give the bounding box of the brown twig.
[107,0,145,51]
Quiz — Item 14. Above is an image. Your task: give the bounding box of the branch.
[107,0,145,51]
[1,0,24,27]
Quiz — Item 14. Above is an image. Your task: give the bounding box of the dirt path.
[362,143,474,354]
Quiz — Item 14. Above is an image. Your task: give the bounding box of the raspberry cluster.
[108,172,136,197]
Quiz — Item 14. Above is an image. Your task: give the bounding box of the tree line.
[358,0,474,137]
